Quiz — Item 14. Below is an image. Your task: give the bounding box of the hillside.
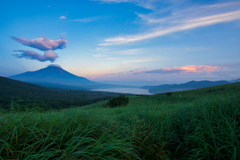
[0,76,130,111]
[143,80,231,94]
[87,81,240,109]
[1,82,239,159]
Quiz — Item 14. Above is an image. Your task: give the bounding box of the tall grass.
[0,84,239,159]
[0,109,139,159]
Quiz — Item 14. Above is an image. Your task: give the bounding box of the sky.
[0,0,240,86]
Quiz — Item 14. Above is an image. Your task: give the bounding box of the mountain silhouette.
[8,65,100,89]
[143,80,232,94]
[8,65,128,90]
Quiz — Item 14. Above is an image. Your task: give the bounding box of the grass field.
[0,83,240,159]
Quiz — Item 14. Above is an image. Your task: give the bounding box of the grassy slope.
[0,83,240,159]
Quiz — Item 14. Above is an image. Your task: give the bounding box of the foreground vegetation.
[0,83,239,159]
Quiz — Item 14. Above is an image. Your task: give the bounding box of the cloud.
[70,17,99,22]
[143,65,226,74]
[91,47,145,59]
[13,50,58,62]
[114,48,144,55]
[12,36,68,62]
[99,67,149,77]
[124,59,155,63]
[59,16,66,19]
[106,58,117,60]
[48,64,62,68]
[11,36,68,51]
[99,1,240,45]
[93,65,227,81]
[129,68,143,72]
[96,0,157,10]
[93,54,107,57]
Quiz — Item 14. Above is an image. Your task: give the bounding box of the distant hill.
[143,80,232,94]
[0,76,47,91]
[0,76,130,111]
[230,78,240,82]
[8,65,121,90]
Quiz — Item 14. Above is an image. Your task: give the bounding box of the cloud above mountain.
[13,50,58,62]
[11,36,67,62]
[11,36,67,51]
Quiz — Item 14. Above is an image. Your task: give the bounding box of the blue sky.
[0,0,240,85]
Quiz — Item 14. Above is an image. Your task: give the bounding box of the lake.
[91,88,152,95]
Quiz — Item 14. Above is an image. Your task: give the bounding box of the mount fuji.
[8,65,110,90]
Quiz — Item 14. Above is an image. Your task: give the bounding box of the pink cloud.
[90,65,226,80]
[11,36,67,51]
[145,65,225,74]
[13,50,58,62]
[11,36,68,62]
[129,69,143,72]
[59,16,66,19]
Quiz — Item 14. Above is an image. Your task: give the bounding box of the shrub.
[106,95,129,108]
[166,92,172,96]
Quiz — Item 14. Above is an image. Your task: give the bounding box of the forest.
[0,77,131,111]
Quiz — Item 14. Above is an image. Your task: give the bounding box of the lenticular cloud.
[11,36,67,62]
[13,50,58,62]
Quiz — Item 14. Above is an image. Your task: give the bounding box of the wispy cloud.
[100,66,150,76]
[59,16,66,19]
[93,54,107,57]
[92,47,145,58]
[96,0,158,10]
[143,65,227,74]
[114,48,144,55]
[70,17,99,22]
[124,59,155,63]
[106,58,117,60]
[99,1,240,45]
[95,65,227,78]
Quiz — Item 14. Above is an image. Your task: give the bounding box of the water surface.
[92,88,152,95]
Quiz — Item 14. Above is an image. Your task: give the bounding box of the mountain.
[8,65,110,90]
[9,65,91,84]
[143,80,232,94]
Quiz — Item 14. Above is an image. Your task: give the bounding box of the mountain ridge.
[142,80,232,94]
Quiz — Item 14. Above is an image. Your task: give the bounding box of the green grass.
[0,83,240,159]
